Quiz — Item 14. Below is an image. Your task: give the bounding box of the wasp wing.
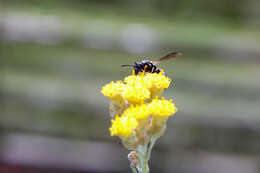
[152,52,182,64]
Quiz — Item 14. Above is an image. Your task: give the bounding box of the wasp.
[121,52,182,75]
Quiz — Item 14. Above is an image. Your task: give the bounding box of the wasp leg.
[155,69,161,74]
[144,65,149,72]
[151,65,156,73]
[155,68,168,76]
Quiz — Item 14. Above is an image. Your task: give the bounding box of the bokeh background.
[1,0,260,173]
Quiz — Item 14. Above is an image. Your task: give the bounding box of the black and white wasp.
[121,52,182,75]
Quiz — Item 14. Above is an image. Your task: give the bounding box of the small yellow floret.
[145,71,171,90]
[123,104,151,121]
[122,86,150,104]
[149,97,178,117]
[124,74,152,89]
[101,81,125,99]
[109,115,138,137]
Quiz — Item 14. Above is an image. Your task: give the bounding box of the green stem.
[147,136,158,161]
[130,165,139,173]
[130,136,159,173]
[141,154,149,173]
[135,145,150,173]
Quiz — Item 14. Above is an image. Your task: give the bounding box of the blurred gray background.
[1,0,260,172]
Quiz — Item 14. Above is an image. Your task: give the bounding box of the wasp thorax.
[134,60,160,74]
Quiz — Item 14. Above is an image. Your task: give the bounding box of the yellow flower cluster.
[101,70,178,149]
[101,81,125,101]
[110,98,177,136]
[110,115,138,137]
[102,70,171,104]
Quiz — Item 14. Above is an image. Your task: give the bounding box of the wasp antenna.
[121,64,134,67]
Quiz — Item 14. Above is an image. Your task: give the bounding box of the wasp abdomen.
[134,60,160,74]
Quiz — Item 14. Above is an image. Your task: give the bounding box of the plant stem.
[141,154,149,173]
[134,145,150,173]
[130,136,159,173]
[147,136,158,161]
[130,165,139,173]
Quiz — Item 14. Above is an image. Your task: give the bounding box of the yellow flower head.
[149,97,178,117]
[109,115,138,137]
[101,81,125,100]
[144,71,171,90]
[124,73,152,89]
[122,85,150,104]
[123,104,151,121]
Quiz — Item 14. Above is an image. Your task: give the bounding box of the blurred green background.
[1,0,260,172]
